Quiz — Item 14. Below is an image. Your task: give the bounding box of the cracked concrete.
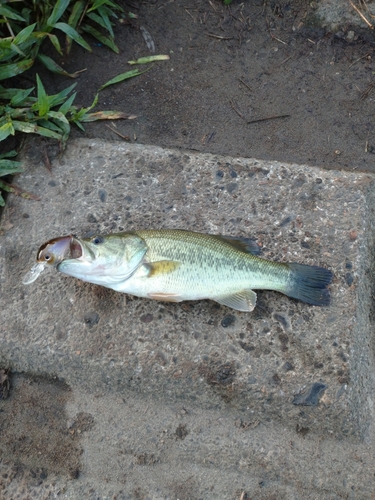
[1,139,375,498]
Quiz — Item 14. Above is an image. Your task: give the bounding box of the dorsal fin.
[214,235,261,255]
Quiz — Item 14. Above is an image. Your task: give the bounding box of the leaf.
[70,93,99,122]
[46,0,71,26]
[37,53,82,78]
[128,55,170,65]
[10,87,34,106]
[13,23,36,45]
[49,83,76,107]
[0,150,18,160]
[81,24,118,53]
[0,5,27,22]
[47,33,63,55]
[88,0,122,12]
[0,160,23,177]
[58,91,77,115]
[0,121,15,142]
[86,11,113,38]
[36,74,49,117]
[66,0,86,54]
[53,22,91,51]
[0,59,34,80]
[12,120,63,140]
[0,179,40,201]
[79,110,127,122]
[99,67,149,91]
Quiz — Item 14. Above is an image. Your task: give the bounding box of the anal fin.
[214,289,257,312]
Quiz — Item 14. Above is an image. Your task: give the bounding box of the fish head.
[37,235,73,265]
[57,232,148,286]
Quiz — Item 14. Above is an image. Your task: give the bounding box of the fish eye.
[92,236,104,245]
[44,254,51,261]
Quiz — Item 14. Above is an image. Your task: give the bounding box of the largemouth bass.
[28,229,333,312]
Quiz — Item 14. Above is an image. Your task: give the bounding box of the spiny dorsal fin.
[214,235,261,256]
[214,289,257,312]
[143,260,180,277]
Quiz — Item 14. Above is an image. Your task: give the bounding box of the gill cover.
[57,233,148,286]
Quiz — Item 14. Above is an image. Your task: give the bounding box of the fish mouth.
[68,237,97,261]
[70,237,83,259]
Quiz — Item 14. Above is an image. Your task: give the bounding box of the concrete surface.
[316,0,375,30]
[1,139,375,499]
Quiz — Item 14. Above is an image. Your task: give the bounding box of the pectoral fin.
[214,289,257,312]
[143,260,180,277]
[148,292,182,302]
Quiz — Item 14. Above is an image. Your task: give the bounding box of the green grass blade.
[68,0,86,29]
[37,53,82,78]
[0,121,15,142]
[88,0,123,12]
[0,59,34,80]
[86,11,113,38]
[99,67,149,91]
[128,55,170,65]
[66,0,86,53]
[46,0,71,26]
[13,23,36,45]
[12,120,63,140]
[49,83,76,107]
[36,74,49,117]
[9,42,26,57]
[10,87,35,106]
[58,91,77,115]
[47,33,63,55]
[53,22,92,51]
[81,24,118,53]
[0,160,23,176]
[0,5,27,22]
[0,150,18,160]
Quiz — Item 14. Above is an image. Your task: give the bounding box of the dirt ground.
[17,0,375,173]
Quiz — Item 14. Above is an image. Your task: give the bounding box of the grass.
[0,0,170,206]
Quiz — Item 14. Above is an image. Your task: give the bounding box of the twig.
[349,0,374,28]
[247,114,291,125]
[78,0,90,27]
[229,99,246,120]
[270,34,287,45]
[278,55,292,66]
[349,52,372,68]
[360,80,375,100]
[206,33,233,40]
[105,125,130,141]
[238,78,252,92]
[5,17,14,37]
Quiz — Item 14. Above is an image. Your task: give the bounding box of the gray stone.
[1,139,375,498]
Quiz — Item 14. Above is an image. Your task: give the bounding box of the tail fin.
[285,263,333,306]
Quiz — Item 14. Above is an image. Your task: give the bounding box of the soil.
[16,0,375,173]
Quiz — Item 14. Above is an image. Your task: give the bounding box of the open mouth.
[70,238,83,259]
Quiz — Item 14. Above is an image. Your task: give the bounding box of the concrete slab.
[1,139,375,498]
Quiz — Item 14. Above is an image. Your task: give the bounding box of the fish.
[46,229,333,312]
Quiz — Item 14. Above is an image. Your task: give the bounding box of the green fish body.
[54,229,333,312]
